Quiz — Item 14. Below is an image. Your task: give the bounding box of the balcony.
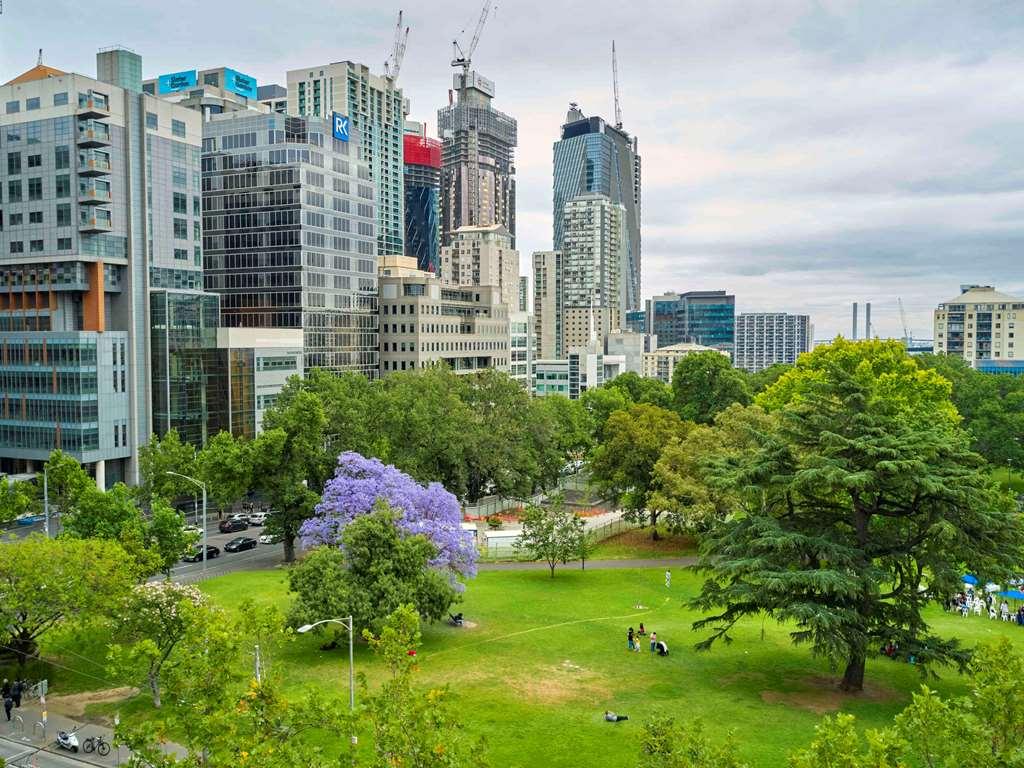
[79,210,112,233]
[78,182,111,205]
[76,93,110,119]
[77,151,111,176]
[77,121,110,147]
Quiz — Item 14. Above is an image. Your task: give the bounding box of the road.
[0,735,109,768]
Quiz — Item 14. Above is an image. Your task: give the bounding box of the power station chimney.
[865,302,872,339]
[852,302,859,340]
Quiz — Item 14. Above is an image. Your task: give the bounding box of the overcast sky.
[4,0,1023,339]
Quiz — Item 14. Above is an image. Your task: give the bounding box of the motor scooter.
[56,730,80,753]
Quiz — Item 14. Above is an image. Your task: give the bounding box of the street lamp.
[297,616,356,741]
[166,471,208,573]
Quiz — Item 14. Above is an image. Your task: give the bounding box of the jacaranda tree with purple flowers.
[300,452,477,580]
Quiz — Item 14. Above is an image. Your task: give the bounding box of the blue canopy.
[998,590,1024,600]
[963,574,979,585]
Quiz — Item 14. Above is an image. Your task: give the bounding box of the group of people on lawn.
[627,624,668,656]
[950,589,1024,623]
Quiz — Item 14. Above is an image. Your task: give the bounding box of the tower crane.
[897,297,912,347]
[383,10,410,82]
[451,1,492,78]
[612,41,623,129]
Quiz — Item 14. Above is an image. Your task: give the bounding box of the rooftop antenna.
[383,10,410,82]
[612,41,622,129]
[451,0,492,80]
[38,48,43,66]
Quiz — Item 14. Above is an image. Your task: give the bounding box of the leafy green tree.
[146,499,197,576]
[671,351,750,424]
[580,385,633,442]
[0,478,39,524]
[590,404,691,539]
[607,371,673,409]
[689,341,1024,691]
[137,429,197,508]
[43,449,94,519]
[108,581,219,708]
[195,430,253,514]
[746,363,792,396]
[513,494,586,577]
[289,506,458,636]
[60,482,161,575]
[638,716,748,768]
[0,536,136,666]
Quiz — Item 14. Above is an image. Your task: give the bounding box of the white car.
[258,532,281,545]
[248,510,268,526]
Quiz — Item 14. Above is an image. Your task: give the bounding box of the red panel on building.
[404,134,442,169]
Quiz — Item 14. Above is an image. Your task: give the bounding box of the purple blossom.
[300,452,477,580]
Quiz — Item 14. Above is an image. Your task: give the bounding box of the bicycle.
[82,734,111,756]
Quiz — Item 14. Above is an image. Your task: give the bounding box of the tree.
[671,351,750,424]
[146,499,197,576]
[108,581,218,708]
[195,430,253,514]
[43,449,94,519]
[606,371,673,409]
[137,429,197,509]
[0,536,136,666]
[580,385,632,442]
[638,716,748,768]
[746,363,792,396]
[291,507,458,635]
[358,605,488,768]
[60,482,161,576]
[590,404,691,539]
[688,340,1024,692]
[300,452,477,579]
[0,478,39,524]
[513,495,586,577]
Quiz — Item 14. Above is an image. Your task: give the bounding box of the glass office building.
[403,128,441,273]
[201,112,378,376]
[647,290,736,354]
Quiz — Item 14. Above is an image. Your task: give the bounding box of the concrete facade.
[933,285,1024,366]
[642,342,729,384]
[532,250,561,360]
[733,312,813,372]
[440,223,519,309]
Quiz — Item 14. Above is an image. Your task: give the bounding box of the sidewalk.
[2,700,185,765]
[478,556,697,571]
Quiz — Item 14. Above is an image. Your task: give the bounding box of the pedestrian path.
[478,556,697,571]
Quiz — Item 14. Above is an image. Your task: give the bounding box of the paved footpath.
[478,556,697,571]
[0,702,184,767]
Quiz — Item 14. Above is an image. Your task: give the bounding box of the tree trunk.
[283,534,296,563]
[839,651,866,692]
[549,561,556,578]
[10,633,38,669]
[148,669,162,708]
[649,510,660,540]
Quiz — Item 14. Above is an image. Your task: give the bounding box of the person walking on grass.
[650,631,657,653]
[627,627,635,651]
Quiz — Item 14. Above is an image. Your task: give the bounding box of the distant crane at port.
[383,10,410,82]
[451,0,492,79]
[898,297,912,347]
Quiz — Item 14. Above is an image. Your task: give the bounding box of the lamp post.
[43,464,49,538]
[166,471,208,573]
[297,616,356,742]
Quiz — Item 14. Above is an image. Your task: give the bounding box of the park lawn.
[589,528,697,560]
[156,567,1024,768]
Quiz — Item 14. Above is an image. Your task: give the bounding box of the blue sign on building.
[223,68,258,100]
[157,70,198,94]
[332,112,350,142]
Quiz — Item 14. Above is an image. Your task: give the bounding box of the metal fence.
[478,513,641,560]
[462,472,591,520]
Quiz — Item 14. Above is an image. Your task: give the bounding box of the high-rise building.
[0,50,211,484]
[440,224,519,309]
[605,329,656,374]
[287,62,405,256]
[509,309,533,389]
[642,343,730,384]
[257,84,288,115]
[532,250,562,359]
[561,194,626,352]
[518,275,529,312]
[552,104,641,311]
[403,121,441,274]
[143,66,265,120]
[625,309,646,334]
[933,285,1024,366]
[377,256,508,376]
[648,290,736,353]
[201,112,378,376]
[437,71,516,246]
[733,312,813,372]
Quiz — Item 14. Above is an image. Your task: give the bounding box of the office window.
[26,97,40,111]
[193,196,201,216]
[8,180,22,202]
[26,122,41,144]
[172,167,187,187]
[55,175,70,197]
[55,145,69,169]
[9,213,22,225]
[29,211,42,224]
[173,192,188,214]
[173,218,187,239]
[29,239,44,252]
[146,112,158,130]
[56,203,71,227]
[171,119,186,138]
[6,152,20,175]
[27,154,41,168]
[5,100,19,114]
[174,248,189,260]
[53,92,68,106]
[57,237,72,250]
[28,178,42,201]
[9,241,23,253]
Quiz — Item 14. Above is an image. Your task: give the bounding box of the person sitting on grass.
[656,640,669,656]
[637,623,646,636]
[605,710,628,722]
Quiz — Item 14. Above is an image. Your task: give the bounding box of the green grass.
[996,468,1024,494]
[35,567,1024,767]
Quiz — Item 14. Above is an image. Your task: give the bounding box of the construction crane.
[612,41,623,129]
[897,297,912,347]
[451,0,492,78]
[383,10,409,82]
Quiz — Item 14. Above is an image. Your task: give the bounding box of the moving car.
[182,544,220,562]
[219,518,248,533]
[247,510,268,526]
[258,532,282,545]
[224,536,258,553]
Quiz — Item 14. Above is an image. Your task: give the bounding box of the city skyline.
[3,0,1023,339]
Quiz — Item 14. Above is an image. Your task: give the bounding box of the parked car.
[219,518,248,534]
[182,544,220,562]
[247,510,268,526]
[224,536,258,553]
[258,532,282,545]
[183,524,203,538]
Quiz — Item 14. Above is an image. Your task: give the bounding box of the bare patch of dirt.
[760,676,901,714]
[504,661,612,704]
[46,686,139,718]
[460,620,479,629]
